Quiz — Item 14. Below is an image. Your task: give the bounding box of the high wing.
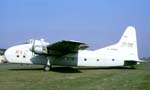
[46,40,88,56]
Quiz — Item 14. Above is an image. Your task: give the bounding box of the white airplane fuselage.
[4,44,126,67]
[4,26,141,70]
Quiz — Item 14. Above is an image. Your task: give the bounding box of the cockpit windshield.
[24,39,35,44]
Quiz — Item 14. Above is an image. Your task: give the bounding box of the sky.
[0,0,150,58]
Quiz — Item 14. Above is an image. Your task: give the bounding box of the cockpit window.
[24,39,35,44]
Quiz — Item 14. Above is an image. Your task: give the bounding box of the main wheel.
[44,65,52,71]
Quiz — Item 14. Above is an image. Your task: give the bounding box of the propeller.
[30,39,48,55]
[31,39,36,55]
[40,39,48,54]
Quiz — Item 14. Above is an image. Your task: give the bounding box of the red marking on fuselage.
[15,50,28,55]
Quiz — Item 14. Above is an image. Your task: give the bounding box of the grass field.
[0,62,150,90]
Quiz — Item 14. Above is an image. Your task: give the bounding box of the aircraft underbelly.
[52,58,78,66]
[51,57,124,67]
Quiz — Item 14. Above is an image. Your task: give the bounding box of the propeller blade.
[32,39,35,55]
[40,39,48,54]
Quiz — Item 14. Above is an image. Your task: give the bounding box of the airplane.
[4,26,142,71]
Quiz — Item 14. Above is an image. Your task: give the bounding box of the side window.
[23,55,26,58]
[84,58,87,61]
[97,59,99,61]
[16,55,19,58]
[112,59,115,61]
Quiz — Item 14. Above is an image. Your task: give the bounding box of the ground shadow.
[8,66,81,73]
[76,66,136,70]
[8,64,136,72]
[52,67,81,73]
[8,68,43,71]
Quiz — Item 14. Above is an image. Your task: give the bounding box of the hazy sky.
[0,0,150,58]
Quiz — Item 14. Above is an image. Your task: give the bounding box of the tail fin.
[118,26,137,48]
[95,26,139,60]
[117,26,139,60]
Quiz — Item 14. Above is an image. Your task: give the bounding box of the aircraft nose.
[4,48,12,63]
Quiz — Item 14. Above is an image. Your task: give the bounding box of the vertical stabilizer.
[94,26,139,60]
[118,26,137,48]
[117,26,138,60]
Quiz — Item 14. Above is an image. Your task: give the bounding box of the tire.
[44,65,51,71]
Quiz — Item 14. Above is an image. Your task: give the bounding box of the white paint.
[4,26,142,68]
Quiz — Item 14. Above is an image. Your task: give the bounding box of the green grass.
[0,63,150,90]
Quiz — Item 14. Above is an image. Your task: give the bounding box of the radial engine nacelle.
[30,39,48,54]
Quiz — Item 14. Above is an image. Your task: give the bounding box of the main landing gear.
[44,65,52,71]
[44,57,52,71]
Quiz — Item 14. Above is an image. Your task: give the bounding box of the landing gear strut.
[44,57,52,71]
